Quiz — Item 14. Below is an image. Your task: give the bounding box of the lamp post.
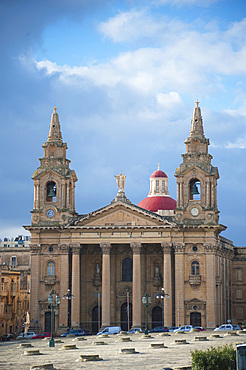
[156,288,169,327]
[63,289,75,330]
[142,292,152,335]
[48,289,60,347]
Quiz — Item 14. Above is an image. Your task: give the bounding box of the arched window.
[236,306,244,319]
[189,179,200,201]
[47,261,55,276]
[191,261,200,275]
[122,258,133,282]
[46,181,56,202]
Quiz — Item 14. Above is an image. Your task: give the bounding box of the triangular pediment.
[32,168,64,180]
[68,201,175,228]
[179,164,219,178]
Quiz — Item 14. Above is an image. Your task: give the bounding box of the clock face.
[46,209,54,218]
[191,207,199,217]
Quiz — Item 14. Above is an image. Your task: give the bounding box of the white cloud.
[157,91,182,107]
[98,9,164,43]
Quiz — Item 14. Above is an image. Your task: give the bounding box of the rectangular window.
[236,290,243,299]
[11,256,17,266]
[156,180,159,193]
[236,270,242,281]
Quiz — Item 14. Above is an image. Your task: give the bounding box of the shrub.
[191,344,236,370]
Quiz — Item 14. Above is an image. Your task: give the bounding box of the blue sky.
[0,0,245,246]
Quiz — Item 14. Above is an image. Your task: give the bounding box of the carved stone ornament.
[130,242,141,254]
[30,244,42,253]
[100,243,111,254]
[153,263,162,287]
[173,243,185,253]
[59,244,70,254]
[161,243,172,253]
[93,263,102,288]
[71,244,81,254]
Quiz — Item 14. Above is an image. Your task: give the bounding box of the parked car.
[31,332,51,339]
[174,325,194,332]
[84,330,92,336]
[168,326,179,332]
[16,332,36,339]
[97,326,122,335]
[61,329,85,337]
[1,333,16,341]
[149,326,169,333]
[214,324,241,331]
[194,326,205,331]
[127,328,143,334]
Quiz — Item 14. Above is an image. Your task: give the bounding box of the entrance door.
[152,306,162,328]
[121,302,132,331]
[190,312,201,326]
[45,311,55,332]
[92,306,101,334]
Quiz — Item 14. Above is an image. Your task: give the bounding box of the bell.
[48,187,56,197]
[191,184,199,195]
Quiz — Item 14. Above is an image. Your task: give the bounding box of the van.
[97,326,121,335]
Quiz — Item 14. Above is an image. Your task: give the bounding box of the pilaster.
[71,244,80,328]
[130,242,142,328]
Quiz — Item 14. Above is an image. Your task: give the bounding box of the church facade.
[25,103,244,334]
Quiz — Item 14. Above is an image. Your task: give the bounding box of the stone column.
[162,243,172,327]
[100,243,111,328]
[71,244,80,328]
[58,244,70,328]
[130,242,142,328]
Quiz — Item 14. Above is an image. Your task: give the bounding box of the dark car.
[1,333,15,341]
[60,329,85,337]
[168,326,179,332]
[31,332,51,339]
[149,326,169,333]
[194,326,206,331]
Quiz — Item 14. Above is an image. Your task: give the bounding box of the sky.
[0,0,245,246]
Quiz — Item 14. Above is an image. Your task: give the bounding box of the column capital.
[59,244,70,254]
[71,243,80,254]
[161,242,172,253]
[100,243,111,254]
[173,242,185,253]
[130,242,141,254]
[30,244,42,254]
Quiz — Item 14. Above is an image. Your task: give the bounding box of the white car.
[174,325,194,332]
[127,328,143,334]
[214,324,241,331]
[16,331,36,339]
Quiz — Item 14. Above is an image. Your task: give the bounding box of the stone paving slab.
[0,330,245,370]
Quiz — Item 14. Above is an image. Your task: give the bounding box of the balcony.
[43,275,56,285]
[189,274,201,287]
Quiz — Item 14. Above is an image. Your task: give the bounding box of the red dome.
[138,196,177,213]
[150,170,167,178]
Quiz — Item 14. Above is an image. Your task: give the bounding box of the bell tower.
[175,101,219,224]
[31,107,78,225]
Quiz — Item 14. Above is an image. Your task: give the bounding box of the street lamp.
[142,292,152,335]
[63,289,75,330]
[156,288,169,327]
[48,289,60,347]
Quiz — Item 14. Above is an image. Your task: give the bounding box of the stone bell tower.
[175,101,219,224]
[31,107,77,225]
